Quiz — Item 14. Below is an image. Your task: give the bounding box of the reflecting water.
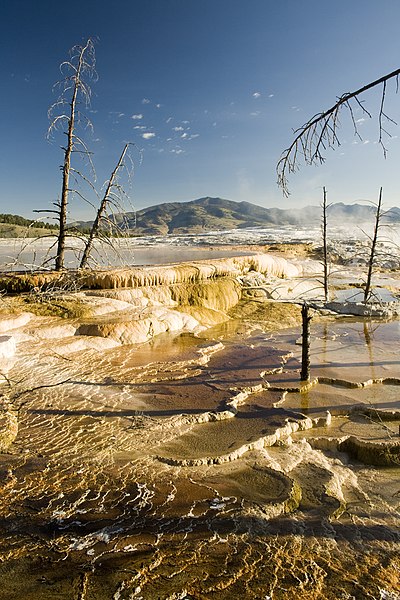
[0,237,254,271]
[0,316,399,598]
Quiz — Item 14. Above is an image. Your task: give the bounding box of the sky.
[2,0,400,220]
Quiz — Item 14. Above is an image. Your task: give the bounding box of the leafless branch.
[277,67,400,196]
[80,143,134,268]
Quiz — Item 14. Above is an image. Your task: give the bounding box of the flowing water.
[0,316,399,599]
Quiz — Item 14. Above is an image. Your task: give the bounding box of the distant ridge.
[104,197,400,235]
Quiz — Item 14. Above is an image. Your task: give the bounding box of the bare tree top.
[47,38,98,141]
[277,67,400,196]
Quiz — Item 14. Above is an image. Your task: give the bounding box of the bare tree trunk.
[55,101,75,270]
[300,302,312,381]
[322,186,329,302]
[54,40,93,271]
[80,144,129,269]
[364,187,383,303]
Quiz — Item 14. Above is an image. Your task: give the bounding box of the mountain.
[6,199,400,240]
[123,197,292,234]
[106,197,400,235]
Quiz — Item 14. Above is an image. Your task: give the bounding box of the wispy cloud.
[142,98,151,104]
[173,126,184,132]
[131,114,143,120]
[142,132,155,140]
[252,92,261,98]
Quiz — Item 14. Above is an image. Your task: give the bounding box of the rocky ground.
[0,249,399,599]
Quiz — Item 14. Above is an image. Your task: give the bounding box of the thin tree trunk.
[55,41,90,271]
[79,144,129,269]
[300,302,312,381]
[364,187,383,303]
[322,186,329,302]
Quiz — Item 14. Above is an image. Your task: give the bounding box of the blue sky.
[2,0,400,220]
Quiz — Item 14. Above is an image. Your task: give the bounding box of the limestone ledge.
[269,375,400,393]
[240,471,302,518]
[85,278,242,313]
[77,307,205,345]
[309,435,400,467]
[0,312,31,333]
[0,253,300,292]
[157,413,330,467]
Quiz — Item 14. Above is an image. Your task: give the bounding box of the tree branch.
[277,67,400,196]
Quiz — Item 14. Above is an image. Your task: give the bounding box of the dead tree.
[363,187,383,303]
[47,39,97,270]
[79,143,133,269]
[277,68,400,196]
[300,302,312,381]
[321,186,330,302]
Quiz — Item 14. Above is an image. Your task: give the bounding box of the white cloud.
[134,125,146,130]
[171,148,185,154]
[131,114,143,120]
[166,117,173,123]
[355,117,366,124]
[156,103,162,108]
[252,92,261,98]
[173,126,184,131]
[250,111,260,117]
[142,98,151,104]
[142,132,155,140]
[188,134,199,139]
[181,133,188,138]
[269,94,274,98]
